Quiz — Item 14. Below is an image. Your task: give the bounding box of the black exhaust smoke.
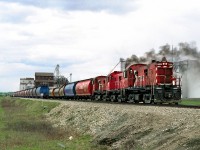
[125,42,200,67]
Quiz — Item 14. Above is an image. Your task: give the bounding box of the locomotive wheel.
[102,95,107,101]
[111,95,116,102]
[128,94,134,102]
[143,94,151,104]
[117,95,122,103]
[94,95,99,101]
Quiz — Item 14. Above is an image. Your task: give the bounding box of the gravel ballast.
[45,100,200,150]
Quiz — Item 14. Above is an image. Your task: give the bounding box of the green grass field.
[0,97,107,150]
[179,99,200,106]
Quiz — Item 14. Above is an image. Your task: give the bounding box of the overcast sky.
[0,0,200,92]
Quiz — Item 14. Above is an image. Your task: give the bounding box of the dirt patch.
[46,101,200,149]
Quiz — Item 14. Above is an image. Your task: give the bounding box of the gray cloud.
[0,0,138,13]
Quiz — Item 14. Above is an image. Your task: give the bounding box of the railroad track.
[130,103,200,109]
[68,99,200,109]
[19,97,200,109]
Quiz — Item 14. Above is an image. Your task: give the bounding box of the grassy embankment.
[0,96,106,150]
[179,99,200,106]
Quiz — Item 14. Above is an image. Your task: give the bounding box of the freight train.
[13,57,182,104]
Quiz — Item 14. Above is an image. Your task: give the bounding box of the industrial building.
[20,78,34,90]
[35,72,54,87]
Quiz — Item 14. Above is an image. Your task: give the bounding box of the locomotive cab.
[124,64,147,88]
